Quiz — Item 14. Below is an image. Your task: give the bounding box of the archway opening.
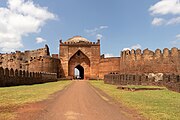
[68,50,90,80]
[74,65,84,79]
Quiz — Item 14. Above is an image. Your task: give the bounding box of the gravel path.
[17,81,139,120]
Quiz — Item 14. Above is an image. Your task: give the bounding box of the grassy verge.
[0,80,72,120]
[89,81,180,120]
[125,85,165,89]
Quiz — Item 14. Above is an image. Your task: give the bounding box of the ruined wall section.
[0,45,61,76]
[0,67,57,87]
[120,47,180,74]
[99,57,120,79]
[104,73,180,92]
[28,56,60,74]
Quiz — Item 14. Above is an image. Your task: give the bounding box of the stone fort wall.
[103,47,180,92]
[0,45,61,77]
[0,67,57,87]
[120,47,180,74]
[0,36,180,91]
[99,56,120,79]
[104,73,180,92]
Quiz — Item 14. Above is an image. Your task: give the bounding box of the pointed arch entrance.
[68,50,90,79]
[74,65,84,79]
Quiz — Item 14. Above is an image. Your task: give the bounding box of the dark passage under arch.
[75,65,84,79]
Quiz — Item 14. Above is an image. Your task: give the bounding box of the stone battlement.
[104,73,180,93]
[0,67,57,87]
[0,45,60,77]
[1,44,50,57]
[60,40,100,46]
[121,47,179,61]
[119,47,180,74]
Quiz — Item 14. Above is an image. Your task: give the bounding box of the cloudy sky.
[0,0,180,57]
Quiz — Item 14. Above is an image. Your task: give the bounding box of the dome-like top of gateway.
[65,36,90,43]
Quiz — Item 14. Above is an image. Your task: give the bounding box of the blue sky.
[0,0,180,57]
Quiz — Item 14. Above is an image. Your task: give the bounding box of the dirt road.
[17,81,140,120]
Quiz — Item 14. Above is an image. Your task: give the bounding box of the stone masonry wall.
[120,47,180,74]
[0,45,50,70]
[99,57,120,79]
[28,56,60,76]
[104,73,180,92]
[0,45,61,76]
[0,67,57,87]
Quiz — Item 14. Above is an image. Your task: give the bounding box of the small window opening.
[77,51,80,56]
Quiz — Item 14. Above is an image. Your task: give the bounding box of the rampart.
[0,45,61,76]
[99,56,120,79]
[60,39,100,46]
[28,56,60,75]
[104,73,180,92]
[120,47,180,74]
[0,67,57,87]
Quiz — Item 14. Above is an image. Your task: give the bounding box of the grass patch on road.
[0,80,72,120]
[89,81,180,120]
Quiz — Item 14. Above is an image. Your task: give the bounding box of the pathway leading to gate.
[17,81,140,120]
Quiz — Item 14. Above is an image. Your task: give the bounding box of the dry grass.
[0,80,72,120]
[89,81,180,120]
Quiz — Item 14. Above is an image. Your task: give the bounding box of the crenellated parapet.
[0,45,50,63]
[0,67,57,87]
[60,36,100,46]
[171,47,179,57]
[121,47,179,62]
[104,73,180,92]
[154,49,162,60]
[120,47,180,74]
[142,49,154,61]
[163,48,169,58]
[60,40,100,46]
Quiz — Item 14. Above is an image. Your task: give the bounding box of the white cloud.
[122,44,141,51]
[176,34,180,39]
[85,26,108,35]
[152,18,166,26]
[0,0,55,53]
[131,44,141,50]
[171,34,180,46]
[167,17,180,25]
[151,17,180,26]
[96,34,103,40]
[171,39,180,46]
[149,0,180,15]
[99,26,108,29]
[122,48,131,51]
[36,37,46,43]
[8,0,55,21]
[149,0,180,26]
[85,25,108,40]
[104,53,114,58]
